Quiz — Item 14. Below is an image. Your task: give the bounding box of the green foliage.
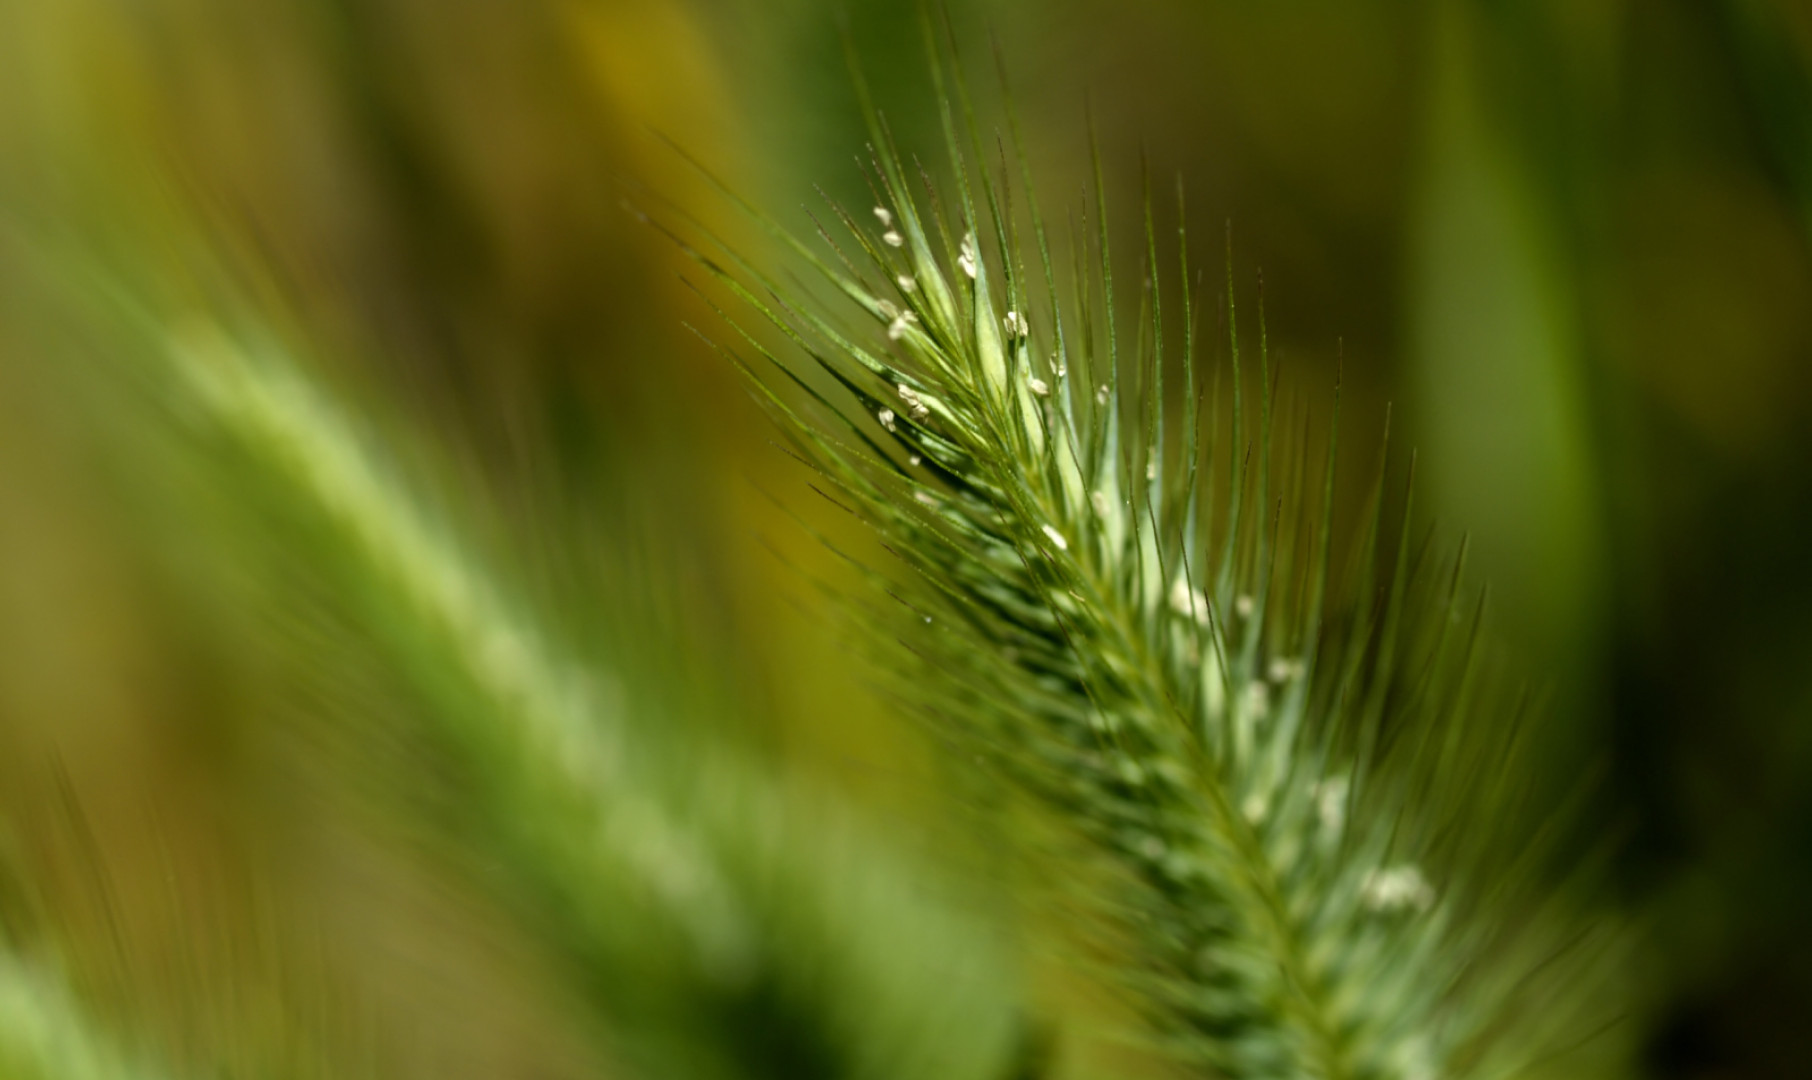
[664,17,1627,1080]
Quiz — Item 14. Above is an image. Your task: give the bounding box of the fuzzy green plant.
[6,221,1028,1080]
[661,24,1627,1080]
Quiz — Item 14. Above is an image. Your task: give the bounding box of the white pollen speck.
[877,407,897,432]
[909,454,921,466]
[1028,377,1050,397]
[873,206,893,227]
[1095,384,1110,405]
[1235,594,1255,619]
[1361,865,1435,913]
[882,229,904,248]
[896,274,917,292]
[1003,311,1028,338]
[1040,524,1069,552]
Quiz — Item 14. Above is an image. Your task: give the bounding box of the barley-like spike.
[664,26,1625,1080]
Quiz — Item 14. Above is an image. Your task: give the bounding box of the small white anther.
[896,274,917,292]
[897,383,931,420]
[882,230,904,248]
[909,454,922,466]
[1235,594,1255,619]
[1096,384,1110,406]
[873,206,893,227]
[1091,490,1111,517]
[877,299,899,319]
[957,232,978,279]
[1028,377,1050,397]
[887,310,919,341]
[877,407,897,432]
[1268,657,1304,684]
[1003,310,1028,338]
[1040,524,1069,552]
[1146,452,1158,481]
[1056,364,1067,377]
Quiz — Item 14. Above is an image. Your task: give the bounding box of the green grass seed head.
[667,24,1628,1080]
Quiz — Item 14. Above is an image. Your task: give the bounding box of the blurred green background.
[0,0,1808,1077]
